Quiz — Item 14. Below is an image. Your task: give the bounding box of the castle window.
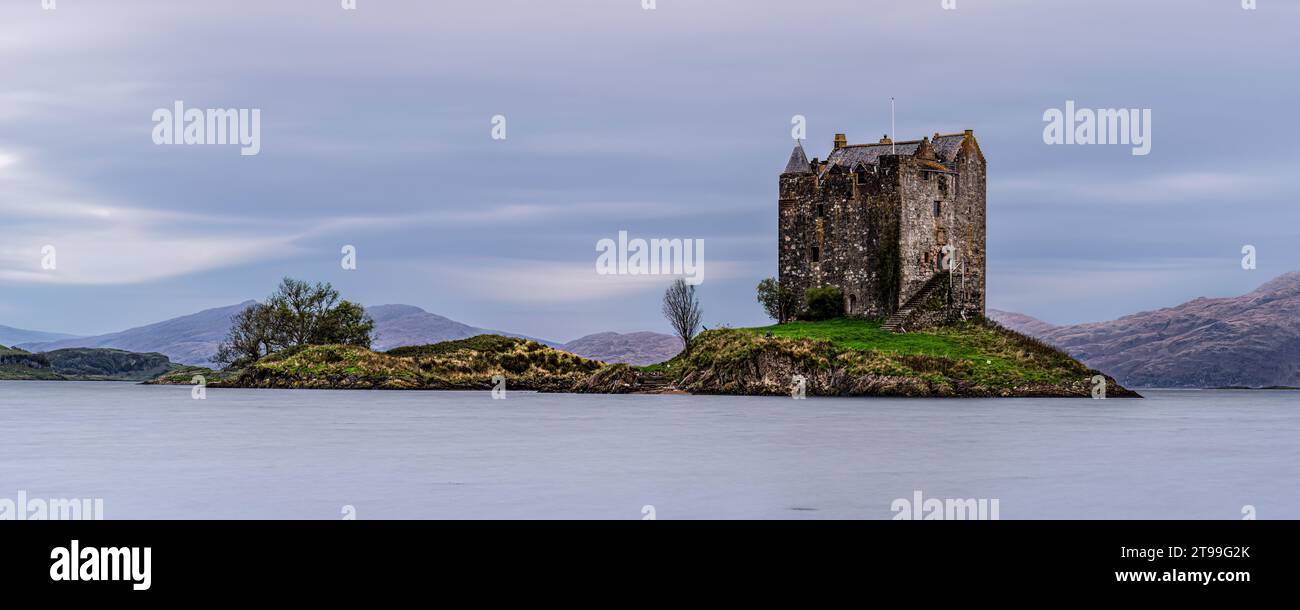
[811,246,820,263]
[817,204,825,217]
[923,172,932,181]
[933,201,942,217]
[848,294,857,313]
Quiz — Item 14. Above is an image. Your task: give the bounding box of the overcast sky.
[2,0,1298,341]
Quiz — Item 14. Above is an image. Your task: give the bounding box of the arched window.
[848,294,857,313]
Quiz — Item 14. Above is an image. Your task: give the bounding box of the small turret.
[783,140,812,174]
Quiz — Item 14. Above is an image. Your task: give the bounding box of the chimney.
[879,134,892,145]
[833,133,847,150]
[914,136,935,160]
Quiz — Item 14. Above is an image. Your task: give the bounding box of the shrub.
[804,286,845,321]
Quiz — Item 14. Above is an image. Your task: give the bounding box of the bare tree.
[662,279,702,353]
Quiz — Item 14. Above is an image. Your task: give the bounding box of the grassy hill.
[150,319,1136,398]
[0,344,61,380]
[153,335,602,390]
[1,345,179,381]
[646,318,1138,397]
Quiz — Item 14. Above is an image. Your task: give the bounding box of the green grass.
[747,318,976,357]
[385,334,525,358]
[689,316,1101,391]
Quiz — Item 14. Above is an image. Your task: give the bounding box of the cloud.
[998,167,1290,206]
[0,150,305,285]
[420,258,750,304]
[2,0,1300,336]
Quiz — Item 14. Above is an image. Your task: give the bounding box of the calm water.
[1,381,1297,519]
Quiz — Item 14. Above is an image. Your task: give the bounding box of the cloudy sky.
[1,0,1297,341]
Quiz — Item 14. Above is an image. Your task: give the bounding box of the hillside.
[986,309,1059,337]
[18,302,255,366]
[578,319,1135,397]
[367,304,558,350]
[989,271,1300,388]
[153,335,601,390]
[561,331,681,365]
[0,325,78,347]
[1,345,179,381]
[18,302,561,365]
[0,345,60,380]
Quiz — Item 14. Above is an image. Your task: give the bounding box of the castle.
[778,130,986,329]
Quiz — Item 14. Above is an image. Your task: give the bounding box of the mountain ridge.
[0,324,79,347]
[989,271,1300,388]
[13,302,681,366]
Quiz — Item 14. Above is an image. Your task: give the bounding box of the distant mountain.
[988,271,1300,388]
[0,324,78,347]
[16,302,559,366]
[18,302,254,366]
[986,309,1058,337]
[561,331,681,365]
[367,304,558,351]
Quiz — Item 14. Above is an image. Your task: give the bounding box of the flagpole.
[890,97,896,155]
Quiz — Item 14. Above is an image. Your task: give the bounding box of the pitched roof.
[824,133,967,169]
[782,141,811,174]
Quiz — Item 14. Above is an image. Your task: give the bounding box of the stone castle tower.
[778,130,986,329]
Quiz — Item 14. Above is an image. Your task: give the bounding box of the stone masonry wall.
[779,132,986,322]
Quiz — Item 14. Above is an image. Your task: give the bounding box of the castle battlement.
[778,130,986,326]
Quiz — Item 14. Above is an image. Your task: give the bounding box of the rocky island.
[147,318,1137,398]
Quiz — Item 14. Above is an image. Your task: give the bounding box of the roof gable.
[824,133,968,169]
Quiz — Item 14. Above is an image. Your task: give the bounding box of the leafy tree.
[662,279,702,353]
[213,278,374,368]
[804,286,845,321]
[213,302,277,368]
[756,278,798,323]
[314,300,374,347]
[267,278,343,346]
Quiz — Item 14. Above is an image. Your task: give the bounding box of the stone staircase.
[882,271,950,333]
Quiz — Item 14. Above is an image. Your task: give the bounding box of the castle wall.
[951,149,987,318]
[778,173,816,303]
[779,165,903,318]
[896,157,948,306]
[896,151,986,319]
[778,132,986,323]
